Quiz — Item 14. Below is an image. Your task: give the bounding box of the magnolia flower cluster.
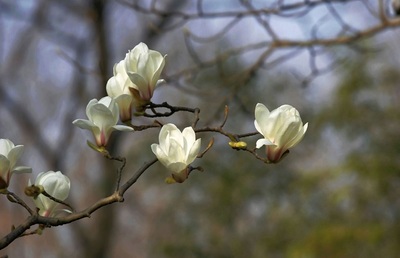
[150,104,308,182]
[0,43,309,234]
[107,42,166,119]
[73,42,166,147]
[70,41,308,183]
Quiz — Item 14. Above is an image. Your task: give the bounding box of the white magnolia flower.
[31,171,70,217]
[73,96,133,146]
[151,123,201,183]
[254,103,308,163]
[124,42,166,102]
[0,139,31,189]
[106,60,135,122]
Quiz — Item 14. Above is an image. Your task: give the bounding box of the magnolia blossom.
[254,103,308,163]
[31,171,70,217]
[72,96,133,146]
[0,139,31,189]
[151,123,201,183]
[106,60,135,121]
[124,42,166,102]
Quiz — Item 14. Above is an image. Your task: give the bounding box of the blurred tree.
[143,46,400,258]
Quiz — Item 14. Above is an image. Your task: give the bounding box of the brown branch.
[165,9,400,85]
[102,152,127,191]
[118,158,158,195]
[0,157,158,250]
[117,0,360,20]
[40,191,74,212]
[2,190,34,215]
[143,102,199,117]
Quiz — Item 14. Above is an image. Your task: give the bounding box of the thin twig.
[144,102,198,117]
[2,190,34,215]
[104,154,127,191]
[40,191,74,212]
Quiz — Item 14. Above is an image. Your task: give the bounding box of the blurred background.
[1,0,400,257]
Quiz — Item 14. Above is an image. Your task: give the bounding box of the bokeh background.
[1,0,400,257]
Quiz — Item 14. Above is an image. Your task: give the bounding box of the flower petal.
[186,138,201,164]
[72,119,96,130]
[151,144,170,168]
[167,162,188,174]
[85,99,99,121]
[0,155,10,177]
[87,104,115,128]
[283,122,308,149]
[254,103,271,137]
[182,127,196,146]
[256,138,275,149]
[12,166,32,174]
[0,139,14,156]
[112,125,134,132]
[126,73,150,99]
[7,145,24,168]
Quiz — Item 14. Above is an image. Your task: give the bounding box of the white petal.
[155,79,166,89]
[254,103,271,137]
[112,125,134,132]
[256,138,275,149]
[261,108,286,140]
[274,119,303,147]
[126,73,150,99]
[283,122,308,149]
[88,104,115,128]
[114,60,126,74]
[72,119,96,130]
[98,96,113,107]
[0,155,10,178]
[159,124,178,148]
[169,126,184,147]
[34,171,46,184]
[33,195,47,213]
[12,166,32,174]
[7,145,24,168]
[149,54,166,89]
[166,162,188,173]
[254,120,263,136]
[85,99,99,120]
[151,144,171,168]
[186,138,201,164]
[182,127,196,146]
[0,139,14,157]
[167,139,185,164]
[115,94,133,107]
[150,143,161,157]
[106,77,123,97]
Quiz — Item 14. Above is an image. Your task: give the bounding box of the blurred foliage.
[136,48,400,258]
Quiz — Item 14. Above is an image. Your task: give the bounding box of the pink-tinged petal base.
[266,146,290,163]
[171,167,190,183]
